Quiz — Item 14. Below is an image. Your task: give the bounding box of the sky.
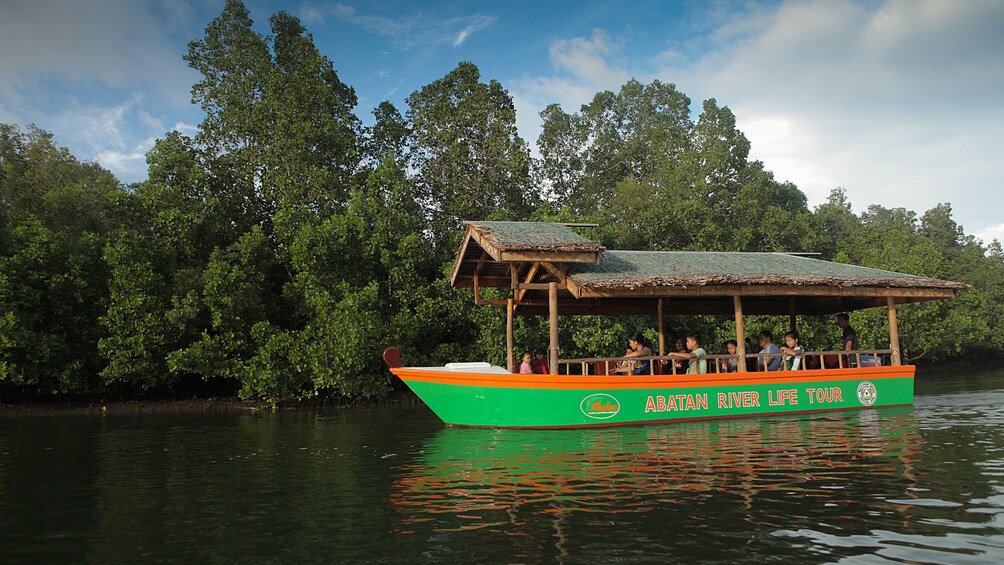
[2,0,1003,244]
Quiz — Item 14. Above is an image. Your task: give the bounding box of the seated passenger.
[612,332,653,375]
[532,350,549,374]
[672,337,690,373]
[744,337,758,371]
[720,340,739,373]
[611,347,636,374]
[779,331,803,371]
[758,331,782,371]
[518,352,533,374]
[668,334,707,375]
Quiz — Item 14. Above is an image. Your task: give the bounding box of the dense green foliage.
[1,0,1001,399]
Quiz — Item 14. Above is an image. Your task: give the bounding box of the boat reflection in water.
[388,408,942,561]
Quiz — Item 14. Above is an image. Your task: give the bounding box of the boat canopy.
[450,221,965,317]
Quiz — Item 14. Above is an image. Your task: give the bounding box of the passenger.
[672,337,690,373]
[532,350,549,374]
[836,313,859,351]
[668,334,707,374]
[614,346,636,374]
[758,330,782,371]
[720,340,739,373]
[612,332,653,375]
[779,331,803,371]
[744,336,759,371]
[518,352,533,374]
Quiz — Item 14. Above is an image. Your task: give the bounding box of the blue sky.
[2,0,1003,243]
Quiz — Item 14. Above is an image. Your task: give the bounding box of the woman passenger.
[612,332,653,375]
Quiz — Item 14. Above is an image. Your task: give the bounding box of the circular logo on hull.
[857,381,878,406]
[580,394,621,419]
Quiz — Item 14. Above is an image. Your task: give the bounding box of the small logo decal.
[857,381,877,406]
[580,394,620,419]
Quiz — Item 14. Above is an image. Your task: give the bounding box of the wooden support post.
[549,282,559,374]
[658,299,666,356]
[734,294,746,373]
[506,298,515,372]
[789,299,797,333]
[887,296,902,366]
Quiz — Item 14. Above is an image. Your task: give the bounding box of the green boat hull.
[394,366,914,428]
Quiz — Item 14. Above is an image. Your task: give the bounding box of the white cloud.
[454,26,474,47]
[54,93,145,152]
[453,16,495,47]
[509,0,1004,239]
[510,29,635,146]
[0,1,207,184]
[0,0,199,106]
[299,2,326,25]
[548,30,630,87]
[96,146,148,177]
[974,224,1004,247]
[171,121,199,137]
[302,3,496,50]
[673,0,1004,232]
[41,92,192,183]
[138,110,165,133]
[510,91,543,156]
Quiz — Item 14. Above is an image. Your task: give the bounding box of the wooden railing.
[556,349,896,376]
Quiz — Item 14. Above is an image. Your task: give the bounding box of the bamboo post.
[658,298,666,356]
[549,282,558,374]
[887,296,902,366]
[506,298,514,372]
[734,294,746,373]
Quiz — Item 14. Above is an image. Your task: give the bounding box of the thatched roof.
[450,222,603,288]
[449,221,965,316]
[468,221,603,254]
[570,251,966,292]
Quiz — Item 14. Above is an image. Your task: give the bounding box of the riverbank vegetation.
[2,0,1002,402]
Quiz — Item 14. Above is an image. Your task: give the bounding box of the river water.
[2,368,1003,564]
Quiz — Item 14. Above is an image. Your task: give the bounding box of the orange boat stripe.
[392,366,913,390]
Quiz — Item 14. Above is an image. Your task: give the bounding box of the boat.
[385,221,965,429]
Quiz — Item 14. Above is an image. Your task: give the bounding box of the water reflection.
[1,382,1003,563]
[391,400,1004,562]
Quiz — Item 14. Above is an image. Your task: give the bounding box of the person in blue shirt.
[758,330,782,371]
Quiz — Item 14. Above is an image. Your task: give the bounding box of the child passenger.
[668,335,707,375]
[519,352,533,374]
[613,347,636,374]
[780,331,803,371]
[720,340,739,373]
